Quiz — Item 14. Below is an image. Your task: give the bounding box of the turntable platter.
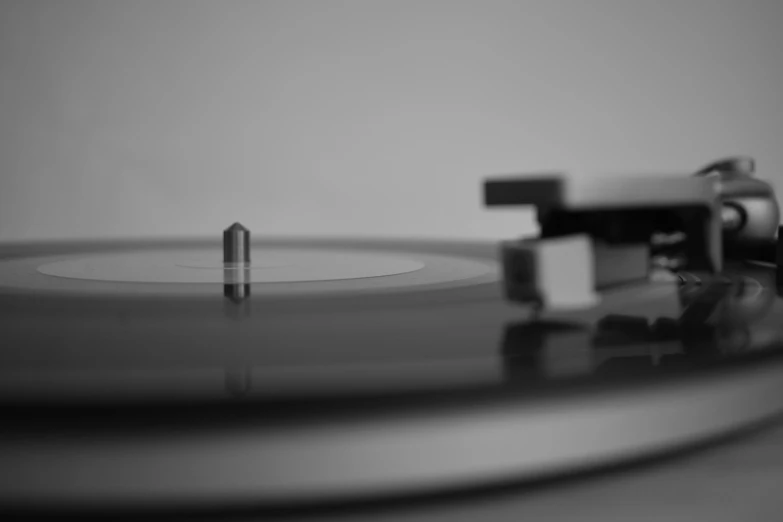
[1,238,783,512]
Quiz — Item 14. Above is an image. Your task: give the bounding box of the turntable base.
[332,420,783,522]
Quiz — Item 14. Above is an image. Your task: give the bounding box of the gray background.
[1,0,781,242]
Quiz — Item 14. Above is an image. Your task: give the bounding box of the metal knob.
[694,157,779,244]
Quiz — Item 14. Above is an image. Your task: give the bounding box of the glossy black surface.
[0,238,781,410]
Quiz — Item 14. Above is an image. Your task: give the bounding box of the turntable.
[2,157,783,520]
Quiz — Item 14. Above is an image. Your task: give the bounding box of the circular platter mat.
[0,240,497,297]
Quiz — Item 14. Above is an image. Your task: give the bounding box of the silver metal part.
[724,197,780,243]
[721,204,744,233]
[695,157,780,244]
[223,223,252,307]
[223,223,250,265]
[223,265,252,309]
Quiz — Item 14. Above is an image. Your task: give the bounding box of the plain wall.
[1,0,782,241]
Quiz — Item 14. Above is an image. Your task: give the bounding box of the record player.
[2,157,783,520]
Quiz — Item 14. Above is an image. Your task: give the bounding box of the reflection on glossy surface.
[502,264,779,382]
[224,367,253,398]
